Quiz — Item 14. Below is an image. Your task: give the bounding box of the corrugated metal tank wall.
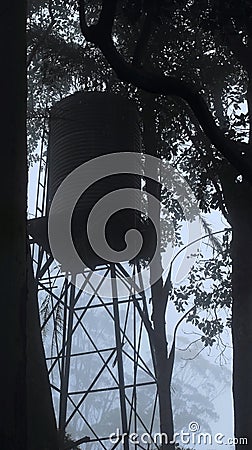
[47,91,145,269]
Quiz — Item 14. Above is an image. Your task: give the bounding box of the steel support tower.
[29,138,161,450]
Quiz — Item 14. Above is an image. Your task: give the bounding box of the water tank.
[47,91,147,270]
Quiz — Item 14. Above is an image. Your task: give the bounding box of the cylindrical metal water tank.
[47,91,146,270]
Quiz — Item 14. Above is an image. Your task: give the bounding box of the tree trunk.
[142,97,175,450]
[220,167,252,449]
[26,249,59,449]
[213,76,252,449]
[232,219,252,449]
[0,2,27,448]
[152,324,175,450]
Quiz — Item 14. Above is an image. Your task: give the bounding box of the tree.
[77,1,252,448]
[0,2,59,449]
[78,0,252,185]
[26,1,242,449]
[0,2,27,448]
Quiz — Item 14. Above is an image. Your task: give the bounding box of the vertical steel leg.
[111,264,129,450]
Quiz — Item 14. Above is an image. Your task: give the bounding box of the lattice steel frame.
[29,137,161,450]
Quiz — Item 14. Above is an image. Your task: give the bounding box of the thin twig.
[176,337,202,352]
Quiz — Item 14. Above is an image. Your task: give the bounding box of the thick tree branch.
[78,0,252,185]
[79,0,117,43]
[98,0,117,34]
